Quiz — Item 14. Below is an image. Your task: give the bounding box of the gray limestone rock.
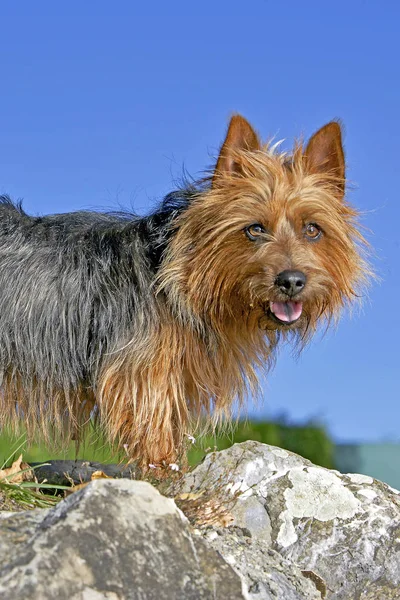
[0,479,244,600]
[178,441,400,599]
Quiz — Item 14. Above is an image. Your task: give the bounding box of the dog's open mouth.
[269,301,303,325]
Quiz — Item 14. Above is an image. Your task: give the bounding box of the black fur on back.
[0,188,197,394]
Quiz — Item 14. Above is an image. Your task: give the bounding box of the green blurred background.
[0,418,335,470]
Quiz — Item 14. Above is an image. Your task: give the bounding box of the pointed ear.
[213,115,261,186]
[304,122,345,198]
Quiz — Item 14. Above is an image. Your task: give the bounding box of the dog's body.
[0,116,369,469]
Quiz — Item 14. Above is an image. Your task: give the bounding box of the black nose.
[275,270,306,297]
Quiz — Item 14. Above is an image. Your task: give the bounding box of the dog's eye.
[245,223,266,241]
[303,223,322,241]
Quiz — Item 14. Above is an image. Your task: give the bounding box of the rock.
[0,479,244,600]
[1,441,399,599]
[198,526,323,599]
[31,459,139,486]
[177,441,400,599]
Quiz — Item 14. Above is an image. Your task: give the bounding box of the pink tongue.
[270,301,303,323]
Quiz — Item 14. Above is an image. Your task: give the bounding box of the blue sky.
[0,2,398,443]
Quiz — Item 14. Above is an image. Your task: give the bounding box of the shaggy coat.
[0,116,369,469]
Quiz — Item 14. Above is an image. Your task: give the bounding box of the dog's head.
[160,115,370,342]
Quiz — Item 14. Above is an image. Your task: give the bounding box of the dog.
[0,115,369,470]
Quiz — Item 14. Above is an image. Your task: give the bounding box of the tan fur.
[95,116,369,470]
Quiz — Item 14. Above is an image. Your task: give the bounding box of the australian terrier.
[0,115,369,470]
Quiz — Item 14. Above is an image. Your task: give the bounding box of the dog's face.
[161,115,368,339]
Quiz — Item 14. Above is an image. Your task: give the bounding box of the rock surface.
[1,441,400,599]
[0,479,244,600]
[31,459,139,486]
[178,441,400,599]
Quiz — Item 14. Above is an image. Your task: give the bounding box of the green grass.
[0,478,70,510]
[0,444,72,510]
[0,429,118,467]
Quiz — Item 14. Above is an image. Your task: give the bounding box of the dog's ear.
[213,115,260,185]
[305,122,345,198]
